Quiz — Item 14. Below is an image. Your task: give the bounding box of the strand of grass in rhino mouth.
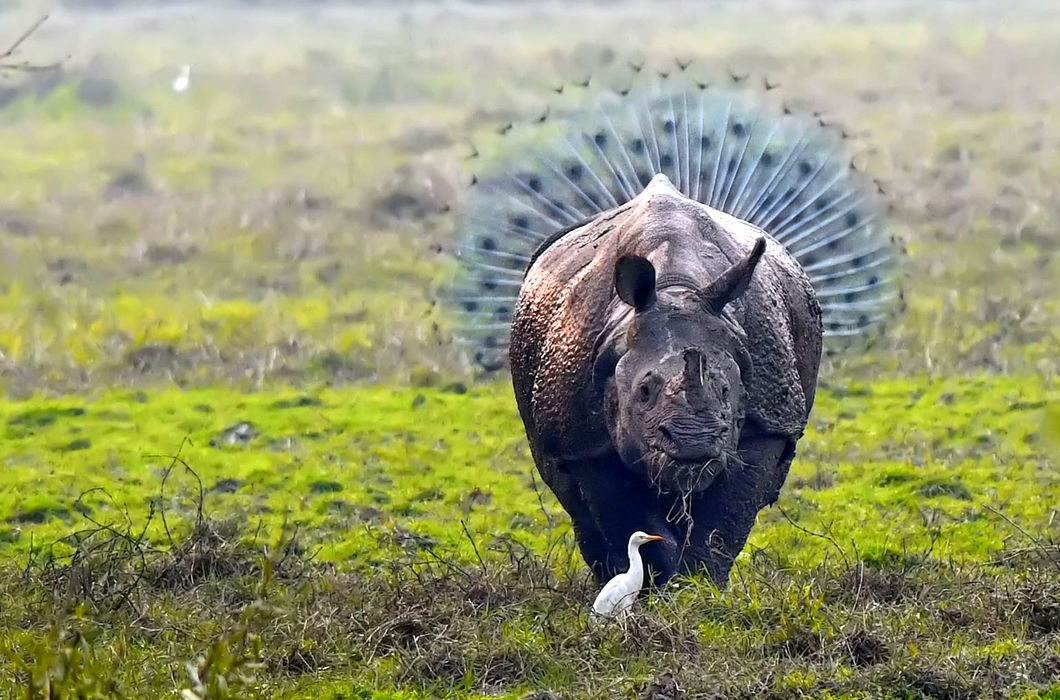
[671,489,697,563]
[665,449,743,562]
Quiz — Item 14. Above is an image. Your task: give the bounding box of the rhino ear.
[700,237,767,314]
[614,255,657,311]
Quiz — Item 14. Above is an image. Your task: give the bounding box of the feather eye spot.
[846,212,860,227]
[868,275,880,286]
[527,176,542,192]
[700,135,712,151]
[798,160,813,175]
[731,122,746,137]
[631,138,646,154]
[663,119,676,134]
[660,153,674,168]
[481,279,498,291]
[484,335,499,348]
[858,314,870,327]
[494,305,510,317]
[761,152,775,167]
[463,300,479,312]
[636,170,651,185]
[815,197,831,211]
[566,163,584,180]
[727,157,736,174]
[844,292,857,303]
[480,237,497,251]
[510,215,529,230]
[594,132,607,147]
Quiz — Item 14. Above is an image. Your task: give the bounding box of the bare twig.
[460,519,487,574]
[0,15,66,72]
[528,467,555,530]
[146,435,199,549]
[984,503,1059,570]
[776,504,851,570]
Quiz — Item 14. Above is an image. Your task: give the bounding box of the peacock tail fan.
[447,57,903,372]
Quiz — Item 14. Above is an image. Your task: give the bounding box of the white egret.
[590,530,663,621]
[172,64,191,93]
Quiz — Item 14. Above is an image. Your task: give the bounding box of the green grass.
[0,375,1055,569]
[1,375,1057,698]
[0,1,1058,698]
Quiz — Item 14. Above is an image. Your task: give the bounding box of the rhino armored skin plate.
[449,61,898,587]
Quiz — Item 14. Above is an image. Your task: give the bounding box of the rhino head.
[601,237,766,494]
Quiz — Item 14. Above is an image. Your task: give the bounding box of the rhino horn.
[682,348,705,391]
[699,237,767,314]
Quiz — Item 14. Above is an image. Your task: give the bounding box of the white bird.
[590,530,663,621]
[171,64,191,93]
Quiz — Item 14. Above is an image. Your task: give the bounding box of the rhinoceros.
[509,173,821,585]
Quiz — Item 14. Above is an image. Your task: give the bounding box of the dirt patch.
[76,75,121,108]
[309,480,343,494]
[211,422,258,447]
[639,673,691,700]
[272,396,324,409]
[370,160,461,223]
[918,477,973,500]
[7,406,85,432]
[393,125,454,154]
[0,210,35,237]
[125,344,180,374]
[842,629,890,667]
[211,478,242,494]
[7,504,70,524]
[145,243,196,265]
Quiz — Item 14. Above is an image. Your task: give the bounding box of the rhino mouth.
[647,451,728,493]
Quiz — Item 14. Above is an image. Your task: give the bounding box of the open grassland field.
[0,1,1058,698]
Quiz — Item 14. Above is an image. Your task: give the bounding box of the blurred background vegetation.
[0,0,1056,397]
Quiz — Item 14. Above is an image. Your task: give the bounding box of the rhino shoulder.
[510,209,630,459]
[708,210,823,437]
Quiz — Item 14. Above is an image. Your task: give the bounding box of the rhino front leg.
[537,462,613,580]
[559,456,681,586]
[682,434,796,585]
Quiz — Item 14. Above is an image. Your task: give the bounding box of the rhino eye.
[636,375,660,404]
[721,384,729,400]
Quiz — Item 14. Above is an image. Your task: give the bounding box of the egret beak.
[645,534,663,542]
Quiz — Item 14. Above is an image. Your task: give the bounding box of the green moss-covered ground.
[0,375,1055,570]
[1,1,1058,698]
[2,375,1057,699]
